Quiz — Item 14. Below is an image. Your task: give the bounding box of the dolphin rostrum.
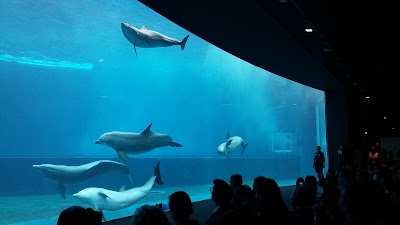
[73,160,164,221]
[95,123,183,161]
[121,22,189,56]
[33,160,133,199]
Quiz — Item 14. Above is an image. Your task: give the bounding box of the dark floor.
[104,185,295,225]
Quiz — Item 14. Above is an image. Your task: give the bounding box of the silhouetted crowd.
[57,144,400,225]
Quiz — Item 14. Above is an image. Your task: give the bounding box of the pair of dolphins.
[95,122,248,160]
[33,160,163,221]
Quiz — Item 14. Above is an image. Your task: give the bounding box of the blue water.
[0,0,328,224]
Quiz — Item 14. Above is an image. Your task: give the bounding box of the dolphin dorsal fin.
[119,185,127,192]
[141,25,147,30]
[227,132,231,140]
[226,140,233,147]
[141,123,153,134]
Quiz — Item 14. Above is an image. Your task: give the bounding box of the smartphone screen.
[161,203,170,212]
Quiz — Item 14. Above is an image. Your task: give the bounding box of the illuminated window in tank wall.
[272,132,292,152]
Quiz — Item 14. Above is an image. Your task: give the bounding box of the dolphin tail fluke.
[170,141,183,147]
[180,35,189,50]
[154,161,164,185]
[156,176,164,185]
[241,143,248,156]
[58,183,66,200]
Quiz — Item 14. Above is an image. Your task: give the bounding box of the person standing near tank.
[313,145,325,183]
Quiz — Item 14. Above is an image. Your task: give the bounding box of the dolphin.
[32,160,133,200]
[95,123,183,162]
[121,22,189,56]
[217,132,248,158]
[73,160,164,221]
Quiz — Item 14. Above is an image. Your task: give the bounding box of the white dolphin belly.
[227,136,244,152]
[96,189,146,211]
[136,30,180,48]
[217,135,247,157]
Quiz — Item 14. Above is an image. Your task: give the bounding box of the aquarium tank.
[0,0,328,224]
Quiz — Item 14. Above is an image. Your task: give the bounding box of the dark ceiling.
[138,0,399,91]
[256,0,400,133]
[295,0,399,91]
[255,0,400,93]
[292,0,400,136]
[139,0,344,91]
[138,0,399,110]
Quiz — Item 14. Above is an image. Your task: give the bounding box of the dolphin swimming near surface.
[32,160,134,199]
[95,123,183,162]
[121,22,189,56]
[73,160,164,221]
[217,132,248,158]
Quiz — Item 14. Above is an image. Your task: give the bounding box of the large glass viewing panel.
[0,1,328,224]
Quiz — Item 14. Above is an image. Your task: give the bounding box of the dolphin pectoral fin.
[225,153,231,159]
[98,192,111,199]
[227,131,230,140]
[58,183,66,200]
[226,140,233,147]
[117,151,129,162]
[137,32,151,45]
[141,123,153,134]
[241,143,248,156]
[134,46,137,56]
[170,141,183,147]
[95,207,106,222]
[101,210,106,222]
